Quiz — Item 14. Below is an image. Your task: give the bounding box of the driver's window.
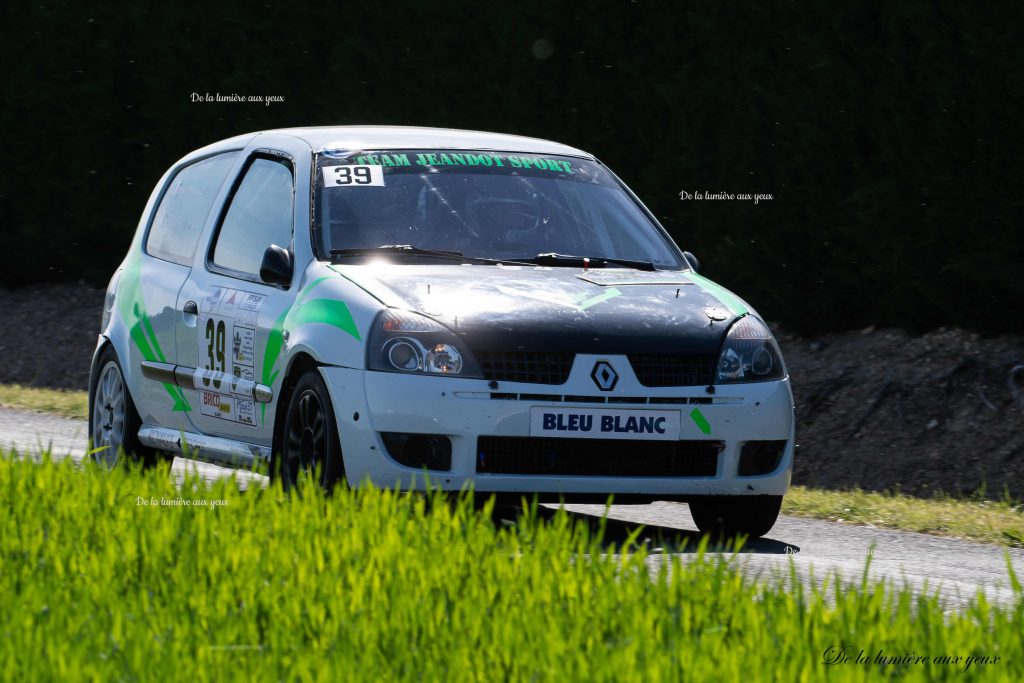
[212,155,294,277]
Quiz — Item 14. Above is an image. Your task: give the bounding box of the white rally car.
[89,126,795,536]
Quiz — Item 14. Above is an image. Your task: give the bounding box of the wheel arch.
[87,336,114,438]
[270,351,322,460]
[88,331,144,412]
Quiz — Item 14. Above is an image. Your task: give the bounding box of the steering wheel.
[467,196,542,251]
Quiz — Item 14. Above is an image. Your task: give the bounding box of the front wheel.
[274,370,346,492]
[689,495,783,539]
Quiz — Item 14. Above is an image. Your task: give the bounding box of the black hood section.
[336,265,738,354]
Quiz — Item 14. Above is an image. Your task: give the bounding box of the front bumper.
[320,355,795,498]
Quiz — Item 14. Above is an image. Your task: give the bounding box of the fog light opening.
[738,440,786,477]
[380,432,453,472]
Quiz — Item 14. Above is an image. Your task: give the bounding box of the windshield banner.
[328,151,576,174]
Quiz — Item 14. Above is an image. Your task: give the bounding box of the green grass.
[0,384,88,420]
[0,453,1021,681]
[785,486,1024,548]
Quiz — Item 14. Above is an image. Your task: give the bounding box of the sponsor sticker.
[201,287,224,313]
[236,399,256,427]
[201,390,232,416]
[529,407,682,441]
[217,288,240,317]
[236,292,267,327]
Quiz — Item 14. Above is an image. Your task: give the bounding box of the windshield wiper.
[329,245,531,266]
[512,253,657,271]
[331,245,464,259]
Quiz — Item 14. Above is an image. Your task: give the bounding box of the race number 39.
[322,165,384,187]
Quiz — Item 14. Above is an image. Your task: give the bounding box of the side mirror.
[260,244,292,286]
[682,251,700,273]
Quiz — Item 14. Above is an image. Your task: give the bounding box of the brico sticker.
[197,288,267,427]
[202,390,231,415]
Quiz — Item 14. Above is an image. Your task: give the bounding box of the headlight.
[367,309,482,377]
[715,315,785,383]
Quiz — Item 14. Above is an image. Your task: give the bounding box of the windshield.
[314,150,683,269]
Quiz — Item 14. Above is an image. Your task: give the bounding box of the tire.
[689,495,783,539]
[274,370,346,492]
[89,345,164,468]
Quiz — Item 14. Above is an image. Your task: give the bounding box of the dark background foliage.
[2,1,1021,334]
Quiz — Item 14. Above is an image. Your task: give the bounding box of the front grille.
[488,394,713,404]
[476,436,721,477]
[628,353,717,387]
[477,351,574,385]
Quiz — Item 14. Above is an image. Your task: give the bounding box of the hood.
[330,263,750,354]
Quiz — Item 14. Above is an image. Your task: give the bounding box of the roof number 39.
[323,165,384,188]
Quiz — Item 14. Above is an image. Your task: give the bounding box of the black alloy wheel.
[278,370,345,491]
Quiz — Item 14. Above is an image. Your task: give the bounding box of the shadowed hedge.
[1,1,1020,334]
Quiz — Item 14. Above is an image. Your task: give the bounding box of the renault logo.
[591,361,618,391]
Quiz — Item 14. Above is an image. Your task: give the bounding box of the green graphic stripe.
[128,315,160,365]
[261,275,355,391]
[689,408,712,435]
[260,274,358,426]
[119,256,190,412]
[575,287,623,310]
[260,307,291,427]
[141,314,166,363]
[295,275,337,308]
[262,308,291,390]
[162,383,190,412]
[685,272,749,317]
[127,321,189,412]
[288,299,361,341]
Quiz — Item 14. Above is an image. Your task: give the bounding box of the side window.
[212,156,294,278]
[146,152,239,266]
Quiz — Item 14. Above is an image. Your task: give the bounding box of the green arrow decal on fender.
[260,275,361,425]
[287,298,359,338]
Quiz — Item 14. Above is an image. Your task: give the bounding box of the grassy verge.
[1,453,1022,681]
[785,485,1024,548]
[0,384,87,420]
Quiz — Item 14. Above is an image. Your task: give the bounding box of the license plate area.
[529,407,681,441]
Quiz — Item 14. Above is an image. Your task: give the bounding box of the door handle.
[183,300,198,315]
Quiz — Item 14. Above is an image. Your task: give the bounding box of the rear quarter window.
[146,152,239,266]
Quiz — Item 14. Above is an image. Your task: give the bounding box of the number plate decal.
[322,165,385,187]
[529,407,682,441]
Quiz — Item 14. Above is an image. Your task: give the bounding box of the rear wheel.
[274,370,346,492]
[89,346,164,468]
[689,495,783,539]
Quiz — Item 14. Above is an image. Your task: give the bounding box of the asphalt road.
[2,407,1021,611]
[0,407,266,489]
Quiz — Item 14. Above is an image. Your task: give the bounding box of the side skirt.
[137,424,271,469]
